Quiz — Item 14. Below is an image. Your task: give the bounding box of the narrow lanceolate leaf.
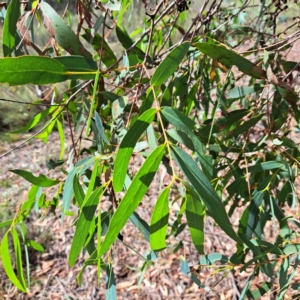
[246,161,284,173]
[0,56,97,85]
[150,187,170,251]
[185,186,205,254]
[39,2,91,57]
[194,42,265,79]
[151,42,190,87]
[12,228,26,290]
[82,28,117,68]
[100,144,166,256]
[106,264,117,300]
[73,174,85,208]
[2,0,20,57]
[161,107,212,179]
[54,56,98,73]
[113,108,157,192]
[1,233,27,292]
[62,156,96,217]
[69,186,103,267]
[10,169,59,187]
[171,145,241,243]
[194,42,299,108]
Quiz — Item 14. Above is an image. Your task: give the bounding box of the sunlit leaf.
[185,186,205,254]
[150,187,170,251]
[69,186,103,267]
[1,233,27,292]
[10,169,59,187]
[151,42,190,87]
[171,145,241,243]
[113,108,156,192]
[0,56,96,85]
[100,144,165,256]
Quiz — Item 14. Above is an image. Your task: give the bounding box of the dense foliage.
[1,0,300,298]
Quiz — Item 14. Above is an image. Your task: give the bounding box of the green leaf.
[1,233,27,292]
[25,239,44,253]
[73,174,85,208]
[199,109,250,139]
[167,129,194,151]
[10,107,56,134]
[185,186,205,254]
[161,106,194,130]
[54,56,97,73]
[151,42,190,87]
[10,169,59,187]
[0,56,96,85]
[100,144,165,256]
[82,28,117,68]
[113,108,156,192]
[39,2,91,57]
[62,156,96,217]
[171,145,241,243]
[246,161,284,173]
[56,119,65,160]
[130,212,150,242]
[116,26,147,61]
[247,282,271,300]
[69,186,103,267]
[105,264,117,300]
[227,85,263,99]
[94,112,109,145]
[0,219,13,229]
[12,229,26,290]
[199,253,229,265]
[161,107,212,179]
[84,161,99,203]
[194,42,265,79]
[150,187,170,251]
[2,0,20,57]
[112,96,128,120]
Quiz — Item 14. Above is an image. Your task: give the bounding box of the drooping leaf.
[82,28,117,68]
[62,156,96,217]
[116,26,148,61]
[1,233,27,292]
[130,212,150,242]
[10,107,56,134]
[171,145,241,243]
[100,144,165,256]
[69,186,103,267]
[2,0,20,57]
[105,264,117,300]
[161,107,212,179]
[10,169,59,187]
[94,112,109,145]
[150,187,170,251]
[113,108,157,192]
[73,174,85,208]
[56,119,65,160]
[39,2,92,57]
[185,186,205,254]
[12,228,26,290]
[151,42,190,87]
